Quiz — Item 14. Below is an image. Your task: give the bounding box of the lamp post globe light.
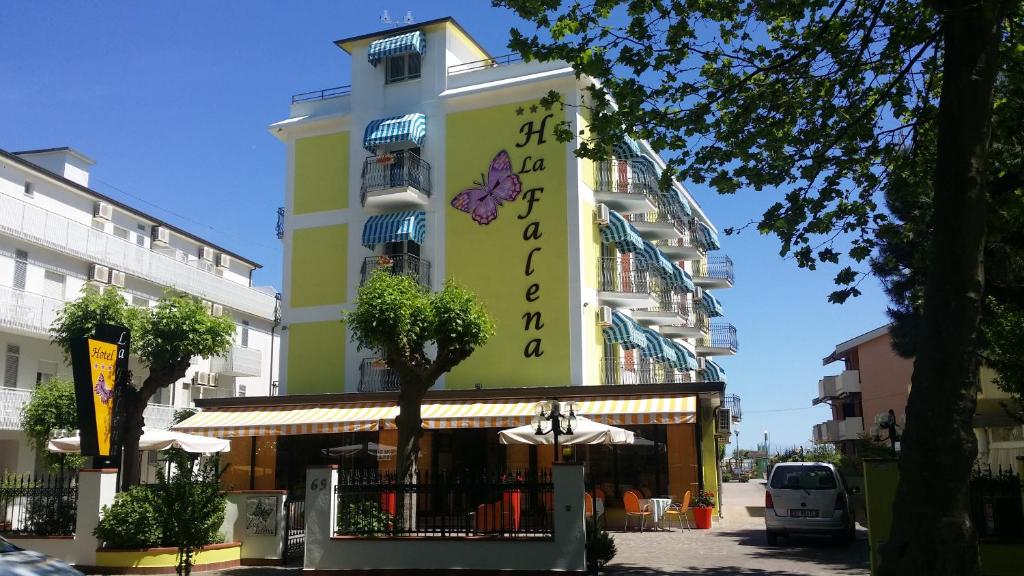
[533,399,578,462]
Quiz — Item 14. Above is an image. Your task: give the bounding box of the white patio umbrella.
[322,442,395,458]
[498,416,636,445]
[47,427,231,454]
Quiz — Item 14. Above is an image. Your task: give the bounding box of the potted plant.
[692,489,715,529]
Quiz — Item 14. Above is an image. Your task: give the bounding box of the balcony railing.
[211,345,262,378]
[0,284,64,338]
[699,323,738,352]
[361,254,431,289]
[723,394,742,422]
[143,403,176,430]
[447,53,524,75]
[594,160,658,199]
[0,387,33,430]
[654,220,706,257]
[360,151,432,205]
[598,257,657,294]
[693,255,735,285]
[0,193,277,319]
[276,207,285,240]
[291,85,352,104]
[359,358,400,393]
[599,357,691,386]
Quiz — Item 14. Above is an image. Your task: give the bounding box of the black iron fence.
[275,207,285,240]
[0,472,78,536]
[970,467,1023,538]
[599,357,690,386]
[598,257,658,294]
[284,497,305,564]
[693,255,735,284]
[655,221,707,253]
[291,85,352,104]
[360,254,431,289]
[360,151,432,204]
[722,394,742,422]
[700,323,738,352]
[626,197,688,229]
[447,53,525,74]
[593,160,658,200]
[359,358,401,393]
[335,469,554,539]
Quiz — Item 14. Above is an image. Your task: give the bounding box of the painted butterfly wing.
[485,150,522,203]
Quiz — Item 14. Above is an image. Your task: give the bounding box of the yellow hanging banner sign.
[88,338,118,456]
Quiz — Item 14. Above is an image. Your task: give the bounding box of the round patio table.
[640,497,673,529]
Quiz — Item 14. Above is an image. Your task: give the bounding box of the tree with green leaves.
[157,451,226,576]
[344,270,493,485]
[51,287,235,489]
[498,0,1020,572]
[20,377,86,472]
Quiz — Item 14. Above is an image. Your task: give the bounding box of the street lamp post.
[763,430,770,479]
[534,400,578,462]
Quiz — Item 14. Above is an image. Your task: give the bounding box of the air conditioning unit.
[151,226,170,246]
[595,203,610,225]
[193,372,210,386]
[215,253,231,269]
[109,270,126,288]
[597,305,613,326]
[88,264,110,284]
[93,201,113,221]
[696,357,708,371]
[716,409,732,435]
[211,303,224,317]
[198,246,214,261]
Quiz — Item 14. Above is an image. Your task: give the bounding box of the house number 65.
[309,478,328,492]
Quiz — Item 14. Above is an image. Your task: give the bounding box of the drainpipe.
[268,293,282,394]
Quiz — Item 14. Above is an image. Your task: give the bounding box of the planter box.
[82,542,240,574]
[693,507,714,529]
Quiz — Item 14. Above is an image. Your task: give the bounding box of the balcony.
[625,199,686,241]
[722,394,742,422]
[813,370,861,405]
[361,254,431,290]
[695,323,738,356]
[659,298,709,339]
[276,207,285,240]
[360,151,432,211]
[599,357,691,386]
[813,420,840,443]
[143,403,176,430]
[211,345,262,378]
[597,257,658,309]
[654,221,706,260]
[633,290,691,326]
[593,160,658,214]
[839,417,864,440]
[0,193,277,319]
[0,387,32,430]
[692,255,735,289]
[359,358,400,393]
[0,284,63,339]
[813,417,865,443]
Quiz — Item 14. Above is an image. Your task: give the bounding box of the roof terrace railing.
[291,85,353,104]
[446,53,524,75]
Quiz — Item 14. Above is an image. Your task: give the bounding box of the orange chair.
[662,490,692,530]
[584,492,595,518]
[623,490,652,532]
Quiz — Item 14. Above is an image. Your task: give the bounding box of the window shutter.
[43,271,65,300]
[4,344,20,387]
[13,250,28,290]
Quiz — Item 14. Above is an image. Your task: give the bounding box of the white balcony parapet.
[211,345,262,378]
[838,417,864,440]
[813,369,861,405]
[0,284,64,338]
[0,193,275,319]
[143,403,176,430]
[0,387,33,430]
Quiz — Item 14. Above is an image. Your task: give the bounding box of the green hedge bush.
[94,486,163,549]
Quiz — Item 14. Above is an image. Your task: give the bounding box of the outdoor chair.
[662,490,692,530]
[623,490,652,532]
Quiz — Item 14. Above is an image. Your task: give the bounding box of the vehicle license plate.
[790,509,819,518]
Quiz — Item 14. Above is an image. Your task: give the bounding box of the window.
[386,53,421,83]
[36,360,58,386]
[13,250,28,290]
[384,240,420,257]
[23,181,34,197]
[770,465,838,490]
[136,224,147,247]
[132,295,150,309]
[4,344,20,387]
[241,320,250,348]
[238,384,246,398]
[43,271,65,300]
[92,220,106,231]
[113,226,130,240]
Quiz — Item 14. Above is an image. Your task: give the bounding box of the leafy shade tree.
[499,0,1019,573]
[20,377,86,472]
[344,270,493,484]
[51,288,235,489]
[157,451,227,576]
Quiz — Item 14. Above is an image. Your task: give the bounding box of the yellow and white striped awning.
[172,402,396,438]
[171,394,697,437]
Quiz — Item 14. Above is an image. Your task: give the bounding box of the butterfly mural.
[94,373,113,405]
[450,150,522,225]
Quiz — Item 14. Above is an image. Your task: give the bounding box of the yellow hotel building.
[176,17,741,519]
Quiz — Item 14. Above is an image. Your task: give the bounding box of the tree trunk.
[878,1,1008,574]
[395,384,426,531]
[119,386,150,491]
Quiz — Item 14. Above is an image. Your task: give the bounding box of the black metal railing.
[699,323,738,352]
[359,358,401,393]
[693,255,735,284]
[360,254,431,289]
[722,394,742,421]
[654,221,706,253]
[599,357,690,386]
[284,497,305,563]
[291,85,352,104]
[275,207,285,240]
[626,197,688,229]
[446,53,525,75]
[335,469,554,539]
[593,160,658,200]
[0,472,77,536]
[360,151,432,204]
[970,467,1022,538]
[598,257,657,294]
[644,289,692,317]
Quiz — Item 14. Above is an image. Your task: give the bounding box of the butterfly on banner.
[450,150,522,225]
[94,373,113,405]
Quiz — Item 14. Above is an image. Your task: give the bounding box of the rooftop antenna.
[380,9,414,27]
[404,11,415,24]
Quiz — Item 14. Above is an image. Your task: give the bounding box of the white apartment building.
[0,146,280,475]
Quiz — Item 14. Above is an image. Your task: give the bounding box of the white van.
[765,462,857,545]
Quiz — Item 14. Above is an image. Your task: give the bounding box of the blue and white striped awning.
[698,221,721,250]
[661,189,693,218]
[671,263,695,294]
[638,240,674,277]
[361,210,426,247]
[603,310,647,350]
[599,210,645,254]
[363,113,427,151]
[668,340,698,371]
[700,359,727,383]
[367,31,425,66]
[639,326,678,366]
[699,290,725,317]
[614,137,693,218]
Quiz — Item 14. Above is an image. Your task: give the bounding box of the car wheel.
[766,531,780,546]
[832,529,851,546]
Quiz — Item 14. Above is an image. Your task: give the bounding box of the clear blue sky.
[0,2,892,449]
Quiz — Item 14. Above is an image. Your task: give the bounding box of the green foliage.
[585,519,617,571]
[338,500,394,536]
[50,286,145,354]
[157,454,227,576]
[692,489,716,508]
[94,486,164,549]
[19,377,86,471]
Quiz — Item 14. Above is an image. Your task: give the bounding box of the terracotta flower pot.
[693,506,714,529]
